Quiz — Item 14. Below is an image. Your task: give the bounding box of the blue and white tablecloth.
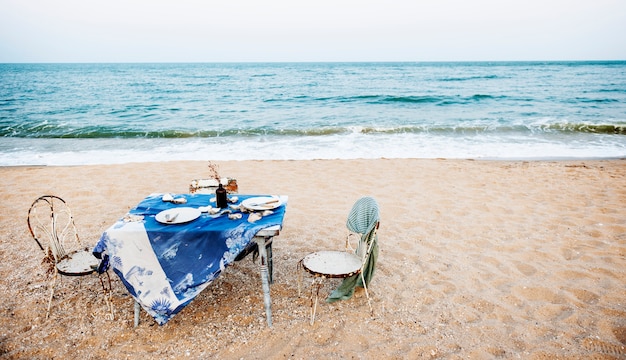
[93,193,287,325]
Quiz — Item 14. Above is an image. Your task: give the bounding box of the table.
[93,193,287,326]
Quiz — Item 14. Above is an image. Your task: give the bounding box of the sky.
[1,0,625,63]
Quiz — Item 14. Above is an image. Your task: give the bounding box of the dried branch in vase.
[207,162,221,181]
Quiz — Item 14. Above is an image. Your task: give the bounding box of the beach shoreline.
[3,155,625,169]
[1,158,625,359]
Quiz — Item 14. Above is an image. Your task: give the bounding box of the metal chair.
[299,197,380,324]
[27,195,113,320]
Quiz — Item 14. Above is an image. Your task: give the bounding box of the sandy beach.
[1,158,625,359]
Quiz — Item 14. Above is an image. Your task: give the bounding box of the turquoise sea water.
[0,61,625,165]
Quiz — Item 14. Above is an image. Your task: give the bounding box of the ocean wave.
[540,123,626,135]
[357,95,442,104]
[261,93,511,106]
[596,88,626,93]
[362,124,626,135]
[440,74,502,81]
[0,125,352,138]
[573,97,620,104]
[295,94,508,106]
[3,123,624,139]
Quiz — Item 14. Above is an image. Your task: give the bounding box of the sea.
[1,61,625,166]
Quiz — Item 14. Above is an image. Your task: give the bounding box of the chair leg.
[99,271,114,320]
[310,278,322,325]
[46,272,58,319]
[296,260,303,297]
[360,272,373,314]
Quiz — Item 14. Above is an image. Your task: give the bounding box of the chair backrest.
[345,196,380,259]
[27,195,82,264]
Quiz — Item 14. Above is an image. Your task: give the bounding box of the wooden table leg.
[267,240,273,284]
[255,236,273,327]
[134,300,140,327]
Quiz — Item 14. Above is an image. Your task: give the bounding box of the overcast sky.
[1,0,625,63]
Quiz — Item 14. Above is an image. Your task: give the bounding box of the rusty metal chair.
[298,197,380,324]
[27,195,113,319]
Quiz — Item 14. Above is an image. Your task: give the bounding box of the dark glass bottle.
[216,183,228,208]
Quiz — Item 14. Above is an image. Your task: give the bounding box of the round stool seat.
[301,251,362,278]
[56,249,99,276]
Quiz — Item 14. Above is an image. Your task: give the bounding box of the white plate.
[241,196,282,211]
[155,207,201,224]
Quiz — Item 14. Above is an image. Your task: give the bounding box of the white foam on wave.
[0,133,624,166]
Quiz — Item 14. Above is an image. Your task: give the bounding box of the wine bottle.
[216,183,228,208]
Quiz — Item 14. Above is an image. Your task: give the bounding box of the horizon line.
[1,59,625,65]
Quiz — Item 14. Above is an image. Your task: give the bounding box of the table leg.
[134,300,140,327]
[267,240,273,284]
[255,236,273,327]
